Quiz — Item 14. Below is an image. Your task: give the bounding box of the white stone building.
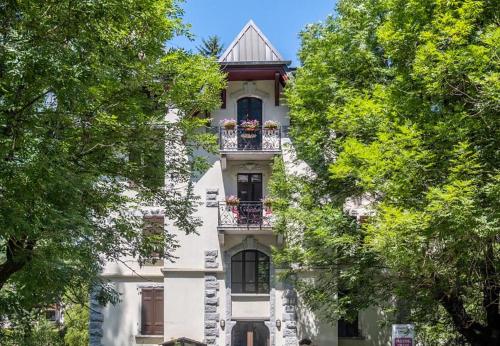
[93,21,391,346]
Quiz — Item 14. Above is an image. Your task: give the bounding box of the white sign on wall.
[392,324,415,346]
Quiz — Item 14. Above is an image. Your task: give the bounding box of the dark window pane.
[245,262,256,283]
[251,174,262,182]
[245,251,256,261]
[245,283,256,293]
[258,282,270,293]
[232,262,243,283]
[237,174,249,182]
[233,252,243,261]
[257,252,268,261]
[338,317,359,337]
[232,283,242,293]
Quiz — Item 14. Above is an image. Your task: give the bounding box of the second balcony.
[219,124,281,162]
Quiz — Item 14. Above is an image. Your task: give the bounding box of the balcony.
[219,126,281,162]
[218,201,273,232]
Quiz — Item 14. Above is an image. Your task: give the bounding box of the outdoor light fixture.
[220,319,225,329]
[276,319,281,330]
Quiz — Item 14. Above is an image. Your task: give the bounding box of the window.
[142,216,165,263]
[231,250,270,294]
[338,289,360,338]
[338,315,360,338]
[129,128,165,190]
[237,97,262,124]
[141,287,164,335]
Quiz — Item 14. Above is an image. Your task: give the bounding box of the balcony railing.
[218,201,273,228]
[219,126,281,151]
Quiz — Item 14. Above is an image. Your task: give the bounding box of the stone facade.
[89,289,104,346]
[205,250,220,344]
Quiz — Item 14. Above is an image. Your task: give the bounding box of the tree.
[271,0,499,345]
[0,0,225,323]
[197,35,225,58]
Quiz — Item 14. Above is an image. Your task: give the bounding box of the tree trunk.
[437,289,500,346]
[0,236,35,290]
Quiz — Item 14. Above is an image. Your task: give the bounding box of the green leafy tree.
[63,302,89,346]
[197,35,225,58]
[271,0,499,345]
[0,0,225,326]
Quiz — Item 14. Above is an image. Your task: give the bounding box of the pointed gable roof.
[219,20,285,63]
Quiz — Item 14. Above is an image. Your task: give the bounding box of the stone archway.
[231,321,270,346]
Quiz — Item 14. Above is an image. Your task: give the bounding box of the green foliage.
[0,311,64,346]
[0,0,225,329]
[197,35,225,58]
[63,303,89,346]
[272,0,499,344]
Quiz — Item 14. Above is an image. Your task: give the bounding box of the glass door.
[237,173,263,225]
[237,97,262,150]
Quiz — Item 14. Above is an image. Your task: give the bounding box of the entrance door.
[237,173,263,225]
[237,97,262,150]
[231,321,270,346]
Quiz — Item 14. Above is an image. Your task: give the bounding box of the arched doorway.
[231,321,270,346]
[237,97,262,150]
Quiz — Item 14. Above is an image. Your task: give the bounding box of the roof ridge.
[219,20,284,63]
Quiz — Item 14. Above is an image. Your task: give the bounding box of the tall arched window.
[231,250,270,294]
[237,97,262,124]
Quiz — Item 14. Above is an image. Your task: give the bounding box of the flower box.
[220,119,237,130]
[263,120,279,130]
[240,119,260,131]
[225,195,240,206]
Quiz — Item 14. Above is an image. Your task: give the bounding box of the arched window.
[237,97,262,124]
[231,250,270,294]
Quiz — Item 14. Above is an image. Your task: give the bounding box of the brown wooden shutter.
[141,288,164,335]
[141,288,154,334]
[153,288,164,334]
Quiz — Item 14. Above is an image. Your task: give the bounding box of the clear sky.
[170,0,337,66]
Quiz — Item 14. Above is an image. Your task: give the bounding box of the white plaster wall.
[232,296,270,319]
[163,272,206,343]
[101,279,163,346]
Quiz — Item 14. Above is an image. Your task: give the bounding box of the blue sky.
[170,0,337,66]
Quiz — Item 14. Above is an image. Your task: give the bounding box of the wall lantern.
[276,319,281,330]
[220,319,225,329]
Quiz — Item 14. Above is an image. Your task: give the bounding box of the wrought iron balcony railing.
[218,201,273,228]
[219,126,281,151]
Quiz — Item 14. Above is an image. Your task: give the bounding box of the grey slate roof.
[219,20,285,63]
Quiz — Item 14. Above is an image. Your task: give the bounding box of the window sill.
[338,336,365,340]
[135,334,163,343]
[231,293,270,297]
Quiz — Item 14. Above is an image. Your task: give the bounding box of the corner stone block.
[205,250,218,257]
[205,304,217,313]
[284,337,298,346]
[205,261,219,269]
[205,289,216,297]
[205,321,217,329]
[205,281,219,290]
[205,336,217,345]
[205,327,219,337]
[205,313,220,321]
[205,297,219,306]
[282,312,296,322]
